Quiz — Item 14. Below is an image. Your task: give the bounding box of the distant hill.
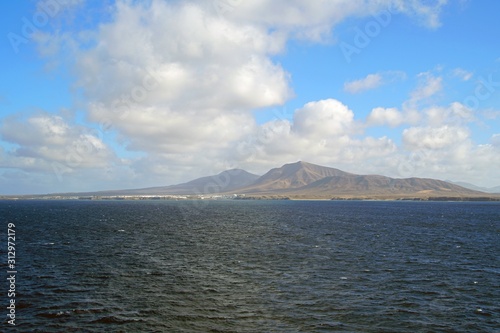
[235,161,484,198]
[239,161,354,192]
[33,161,499,200]
[446,181,500,194]
[121,169,260,195]
[64,169,260,197]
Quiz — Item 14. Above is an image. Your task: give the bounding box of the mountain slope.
[239,161,354,192]
[234,161,485,198]
[84,169,260,196]
[296,175,481,196]
[162,169,260,195]
[446,181,500,194]
[45,161,495,200]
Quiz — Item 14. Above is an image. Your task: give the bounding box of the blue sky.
[0,0,499,194]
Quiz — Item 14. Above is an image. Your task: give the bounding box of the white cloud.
[293,99,355,137]
[425,102,475,126]
[402,125,470,150]
[221,98,396,175]
[48,0,451,168]
[367,107,404,127]
[71,0,293,159]
[410,72,443,103]
[0,113,116,173]
[491,134,500,147]
[400,0,449,29]
[366,101,474,129]
[344,71,406,94]
[452,68,473,81]
[229,0,449,39]
[401,72,445,124]
[344,74,382,94]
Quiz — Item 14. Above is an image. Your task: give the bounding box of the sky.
[0,0,499,195]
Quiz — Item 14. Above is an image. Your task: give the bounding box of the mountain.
[238,161,354,192]
[297,175,479,196]
[36,161,497,200]
[234,161,487,199]
[71,169,260,196]
[446,181,500,194]
[131,169,260,195]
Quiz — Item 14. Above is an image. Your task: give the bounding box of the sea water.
[1,200,499,332]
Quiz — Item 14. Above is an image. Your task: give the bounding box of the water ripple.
[1,200,498,332]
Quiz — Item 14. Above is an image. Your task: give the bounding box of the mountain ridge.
[122,168,260,195]
[12,161,499,200]
[446,180,500,194]
[239,161,354,193]
[231,161,484,198]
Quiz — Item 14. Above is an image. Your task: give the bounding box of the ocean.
[1,200,499,332]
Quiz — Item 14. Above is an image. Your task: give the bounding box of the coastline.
[2,193,500,202]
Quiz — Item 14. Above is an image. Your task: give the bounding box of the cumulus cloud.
[50,0,425,181]
[425,102,475,126]
[401,71,445,124]
[344,71,406,94]
[409,72,443,103]
[367,102,476,129]
[51,0,451,158]
[402,125,470,150]
[293,99,355,137]
[367,107,404,127]
[71,0,293,160]
[221,98,397,175]
[491,134,500,147]
[80,1,290,105]
[344,74,382,94]
[0,112,116,174]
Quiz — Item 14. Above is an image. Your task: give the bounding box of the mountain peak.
[288,160,307,165]
[60,161,494,200]
[233,161,486,198]
[239,161,352,192]
[218,168,253,176]
[280,161,309,172]
[284,160,312,167]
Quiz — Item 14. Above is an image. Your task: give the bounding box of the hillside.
[233,161,487,199]
[446,181,500,194]
[26,161,499,201]
[150,169,260,195]
[239,161,354,192]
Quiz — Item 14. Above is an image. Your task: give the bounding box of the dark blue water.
[1,200,499,332]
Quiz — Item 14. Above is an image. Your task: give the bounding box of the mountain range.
[446,180,500,194]
[69,161,498,200]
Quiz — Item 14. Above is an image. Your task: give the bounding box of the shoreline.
[1,194,500,202]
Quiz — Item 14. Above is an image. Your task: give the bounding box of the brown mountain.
[43,161,496,200]
[67,169,260,196]
[239,161,353,192]
[127,169,259,195]
[151,169,260,195]
[234,161,487,199]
